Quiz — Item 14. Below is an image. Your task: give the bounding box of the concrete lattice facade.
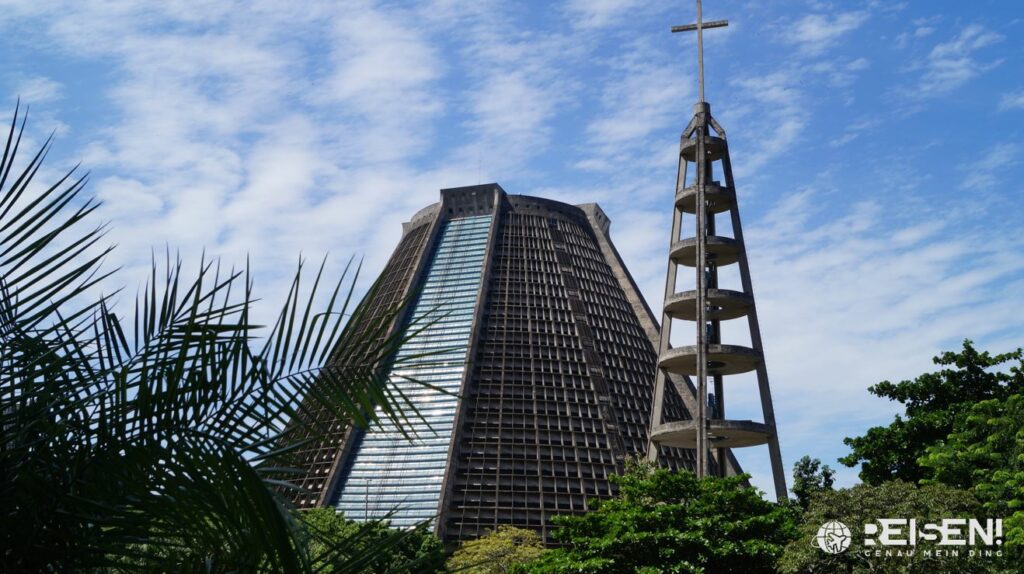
[288,184,737,543]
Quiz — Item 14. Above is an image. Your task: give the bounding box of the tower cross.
[671,0,728,103]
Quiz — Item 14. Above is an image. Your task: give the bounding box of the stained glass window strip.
[335,214,492,527]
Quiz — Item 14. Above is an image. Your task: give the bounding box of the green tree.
[518,461,798,574]
[921,393,1024,546]
[0,107,432,571]
[840,341,1024,485]
[301,509,444,573]
[779,481,998,574]
[791,456,835,509]
[446,525,545,573]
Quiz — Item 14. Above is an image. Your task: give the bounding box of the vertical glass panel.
[335,214,492,528]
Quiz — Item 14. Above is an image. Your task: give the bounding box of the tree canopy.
[779,481,997,574]
[301,509,444,573]
[920,392,1024,547]
[791,456,835,509]
[446,525,545,574]
[840,341,1024,485]
[517,461,798,574]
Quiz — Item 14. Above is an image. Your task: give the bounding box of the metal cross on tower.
[647,0,788,501]
[671,0,728,103]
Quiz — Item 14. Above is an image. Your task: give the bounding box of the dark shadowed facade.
[288,184,740,544]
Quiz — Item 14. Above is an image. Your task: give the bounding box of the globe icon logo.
[816,520,852,554]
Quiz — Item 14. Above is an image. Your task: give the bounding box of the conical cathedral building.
[287,184,737,543]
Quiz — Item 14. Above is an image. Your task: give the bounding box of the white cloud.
[783,11,869,56]
[827,132,858,148]
[0,0,592,323]
[895,18,936,50]
[0,1,451,323]
[317,4,444,163]
[828,117,880,148]
[958,143,1020,191]
[999,90,1024,111]
[737,191,1024,489]
[439,1,583,178]
[914,24,1003,98]
[564,0,645,29]
[726,71,805,178]
[929,23,1002,58]
[618,169,1024,491]
[811,57,870,88]
[14,76,63,104]
[466,70,558,151]
[576,41,691,173]
[914,26,935,38]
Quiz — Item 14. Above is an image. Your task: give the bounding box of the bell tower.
[646,0,787,501]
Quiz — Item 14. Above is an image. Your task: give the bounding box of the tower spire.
[671,0,728,103]
[648,2,787,501]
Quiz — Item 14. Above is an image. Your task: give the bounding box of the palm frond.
[0,105,442,573]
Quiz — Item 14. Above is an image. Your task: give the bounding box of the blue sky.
[1,0,1022,494]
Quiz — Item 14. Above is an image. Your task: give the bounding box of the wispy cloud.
[828,116,880,148]
[318,4,444,163]
[14,76,62,103]
[726,71,805,179]
[429,1,584,178]
[576,40,690,173]
[810,57,870,88]
[896,19,939,49]
[0,1,453,321]
[958,143,1020,191]
[564,0,645,30]
[782,11,869,56]
[999,90,1024,111]
[0,0,590,318]
[912,24,1003,98]
[738,189,1024,489]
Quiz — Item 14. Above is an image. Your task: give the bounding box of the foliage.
[791,456,835,509]
[517,461,798,574]
[300,509,444,573]
[920,392,1024,547]
[446,525,545,574]
[779,481,1003,574]
[0,106,432,571]
[840,341,1024,485]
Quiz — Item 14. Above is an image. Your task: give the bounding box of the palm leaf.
[0,105,441,573]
